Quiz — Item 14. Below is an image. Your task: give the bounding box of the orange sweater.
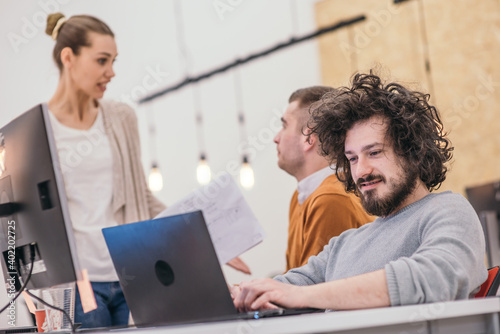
[286,174,374,271]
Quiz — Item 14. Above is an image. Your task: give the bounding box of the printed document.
[155,172,266,264]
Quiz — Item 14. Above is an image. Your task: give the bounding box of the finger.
[251,291,275,310]
[261,301,279,310]
[242,282,274,311]
[236,282,263,312]
[234,282,251,312]
[237,279,277,312]
[229,285,240,299]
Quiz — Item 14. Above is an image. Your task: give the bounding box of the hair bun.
[45,13,65,37]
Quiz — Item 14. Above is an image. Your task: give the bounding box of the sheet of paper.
[155,172,266,264]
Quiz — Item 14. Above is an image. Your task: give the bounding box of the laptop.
[102,211,321,327]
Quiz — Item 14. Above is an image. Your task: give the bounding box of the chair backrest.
[475,266,500,298]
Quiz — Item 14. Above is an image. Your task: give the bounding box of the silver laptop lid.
[102,211,237,326]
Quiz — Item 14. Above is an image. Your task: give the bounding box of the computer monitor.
[466,180,500,267]
[466,181,500,217]
[0,103,81,291]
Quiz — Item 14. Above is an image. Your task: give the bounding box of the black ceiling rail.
[138,14,366,104]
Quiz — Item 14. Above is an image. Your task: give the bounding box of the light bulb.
[196,156,212,185]
[239,157,254,190]
[148,163,163,192]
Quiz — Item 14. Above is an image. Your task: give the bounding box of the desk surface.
[99,298,500,334]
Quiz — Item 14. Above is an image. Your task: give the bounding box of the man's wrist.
[298,284,317,309]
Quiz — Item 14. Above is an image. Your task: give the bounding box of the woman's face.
[66,32,117,99]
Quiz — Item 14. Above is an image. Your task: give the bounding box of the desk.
[101,298,500,334]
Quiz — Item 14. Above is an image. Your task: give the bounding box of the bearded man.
[232,72,487,311]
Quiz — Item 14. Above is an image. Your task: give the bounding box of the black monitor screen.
[466,180,500,267]
[0,103,81,290]
[466,181,500,218]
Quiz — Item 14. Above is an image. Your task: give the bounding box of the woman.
[45,12,166,328]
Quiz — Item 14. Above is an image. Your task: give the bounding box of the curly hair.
[308,72,453,193]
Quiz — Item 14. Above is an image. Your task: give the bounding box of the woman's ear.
[60,47,74,69]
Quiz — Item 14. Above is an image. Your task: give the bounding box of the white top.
[48,110,119,281]
[296,166,335,204]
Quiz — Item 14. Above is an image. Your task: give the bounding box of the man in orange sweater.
[274,86,374,271]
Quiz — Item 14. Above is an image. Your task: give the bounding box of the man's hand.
[232,270,390,312]
[233,278,306,312]
[227,257,252,274]
[229,284,241,300]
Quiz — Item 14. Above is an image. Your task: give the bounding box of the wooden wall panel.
[315,0,500,194]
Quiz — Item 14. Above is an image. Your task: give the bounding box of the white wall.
[0,0,322,327]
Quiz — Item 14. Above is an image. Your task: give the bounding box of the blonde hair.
[46,13,114,71]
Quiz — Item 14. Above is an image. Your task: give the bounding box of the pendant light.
[233,68,254,189]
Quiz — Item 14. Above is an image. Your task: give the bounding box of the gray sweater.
[274,191,487,306]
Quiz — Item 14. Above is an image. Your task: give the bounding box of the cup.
[34,308,51,332]
[38,282,75,332]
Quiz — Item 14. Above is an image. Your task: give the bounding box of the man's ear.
[303,131,317,152]
[60,47,75,69]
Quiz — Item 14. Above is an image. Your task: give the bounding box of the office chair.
[475,266,500,298]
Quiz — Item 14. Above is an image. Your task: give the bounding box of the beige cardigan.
[100,100,166,224]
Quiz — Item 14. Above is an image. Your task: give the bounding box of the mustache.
[356,174,386,188]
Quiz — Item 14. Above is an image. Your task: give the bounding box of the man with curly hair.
[232,72,487,311]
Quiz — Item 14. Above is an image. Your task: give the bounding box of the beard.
[356,163,419,217]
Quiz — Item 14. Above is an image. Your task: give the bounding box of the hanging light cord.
[174,1,208,162]
[192,84,206,157]
[416,0,436,104]
[347,27,359,74]
[233,69,248,156]
[290,0,299,36]
[174,0,192,77]
[145,106,157,166]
